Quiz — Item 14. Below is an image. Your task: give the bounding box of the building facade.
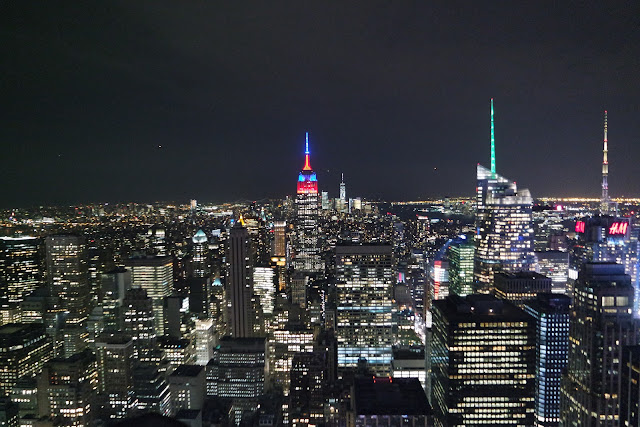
[524,293,570,427]
[335,244,394,375]
[294,132,322,274]
[431,294,535,426]
[560,262,640,425]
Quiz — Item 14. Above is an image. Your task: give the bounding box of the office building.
[560,263,640,425]
[38,349,97,427]
[0,323,52,396]
[206,337,266,424]
[132,364,172,417]
[431,294,535,426]
[267,326,315,395]
[493,271,552,308]
[0,237,41,303]
[95,334,134,419]
[447,236,475,297]
[194,319,216,365]
[571,216,640,314]
[535,251,569,294]
[335,244,394,375]
[294,132,322,273]
[122,288,157,362]
[289,351,327,426]
[159,337,195,370]
[45,235,90,319]
[621,345,640,427]
[191,230,209,279]
[125,256,173,336]
[168,365,205,414]
[339,173,346,204]
[474,100,535,289]
[99,268,131,331]
[390,346,427,391]
[226,218,253,338]
[524,293,570,427]
[0,399,18,427]
[272,221,287,258]
[163,295,183,340]
[349,377,432,426]
[253,267,275,316]
[10,377,39,425]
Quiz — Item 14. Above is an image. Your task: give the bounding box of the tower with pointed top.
[294,133,322,274]
[601,110,609,214]
[474,99,535,290]
[339,173,346,203]
[226,218,253,337]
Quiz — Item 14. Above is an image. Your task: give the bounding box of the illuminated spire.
[305,132,310,155]
[490,98,496,176]
[601,110,609,214]
[303,131,312,171]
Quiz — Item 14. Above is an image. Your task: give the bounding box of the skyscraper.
[447,235,475,297]
[125,255,173,336]
[45,235,90,319]
[0,237,41,303]
[95,334,134,419]
[493,271,552,308]
[194,318,216,365]
[294,132,322,273]
[621,345,640,426]
[122,287,157,362]
[272,221,287,258]
[335,244,394,375]
[431,294,535,426]
[191,229,209,278]
[38,349,97,427]
[474,101,535,289]
[560,263,640,425]
[339,173,346,203]
[226,218,253,338]
[524,293,570,427]
[206,337,266,424]
[0,323,52,396]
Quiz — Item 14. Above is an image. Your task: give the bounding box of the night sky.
[2,2,640,207]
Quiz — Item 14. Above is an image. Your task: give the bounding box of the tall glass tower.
[335,244,394,375]
[474,100,535,290]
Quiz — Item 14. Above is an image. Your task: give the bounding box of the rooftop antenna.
[490,98,496,176]
[601,111,609,214]
[303,132,312,170]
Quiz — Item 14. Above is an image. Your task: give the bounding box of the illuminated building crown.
[297,132,318,194]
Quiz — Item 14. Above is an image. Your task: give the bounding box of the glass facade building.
[560,262,640,425]
[524,293,570,427]
[431,294,535,426]
[474,165,535,290]
[0,237,41,304]
[335,244,394,375]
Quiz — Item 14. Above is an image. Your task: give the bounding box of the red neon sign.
[609,222,628,235]
[575,221,585,233]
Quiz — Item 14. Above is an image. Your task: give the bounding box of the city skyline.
[2,2,640,207]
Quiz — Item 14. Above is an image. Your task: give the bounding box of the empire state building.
[294,132,322,273]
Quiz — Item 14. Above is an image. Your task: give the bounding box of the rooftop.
[353,377,431,416]
[170,364,204,378]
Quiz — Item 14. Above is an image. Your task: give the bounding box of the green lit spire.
[490,98,496,175]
